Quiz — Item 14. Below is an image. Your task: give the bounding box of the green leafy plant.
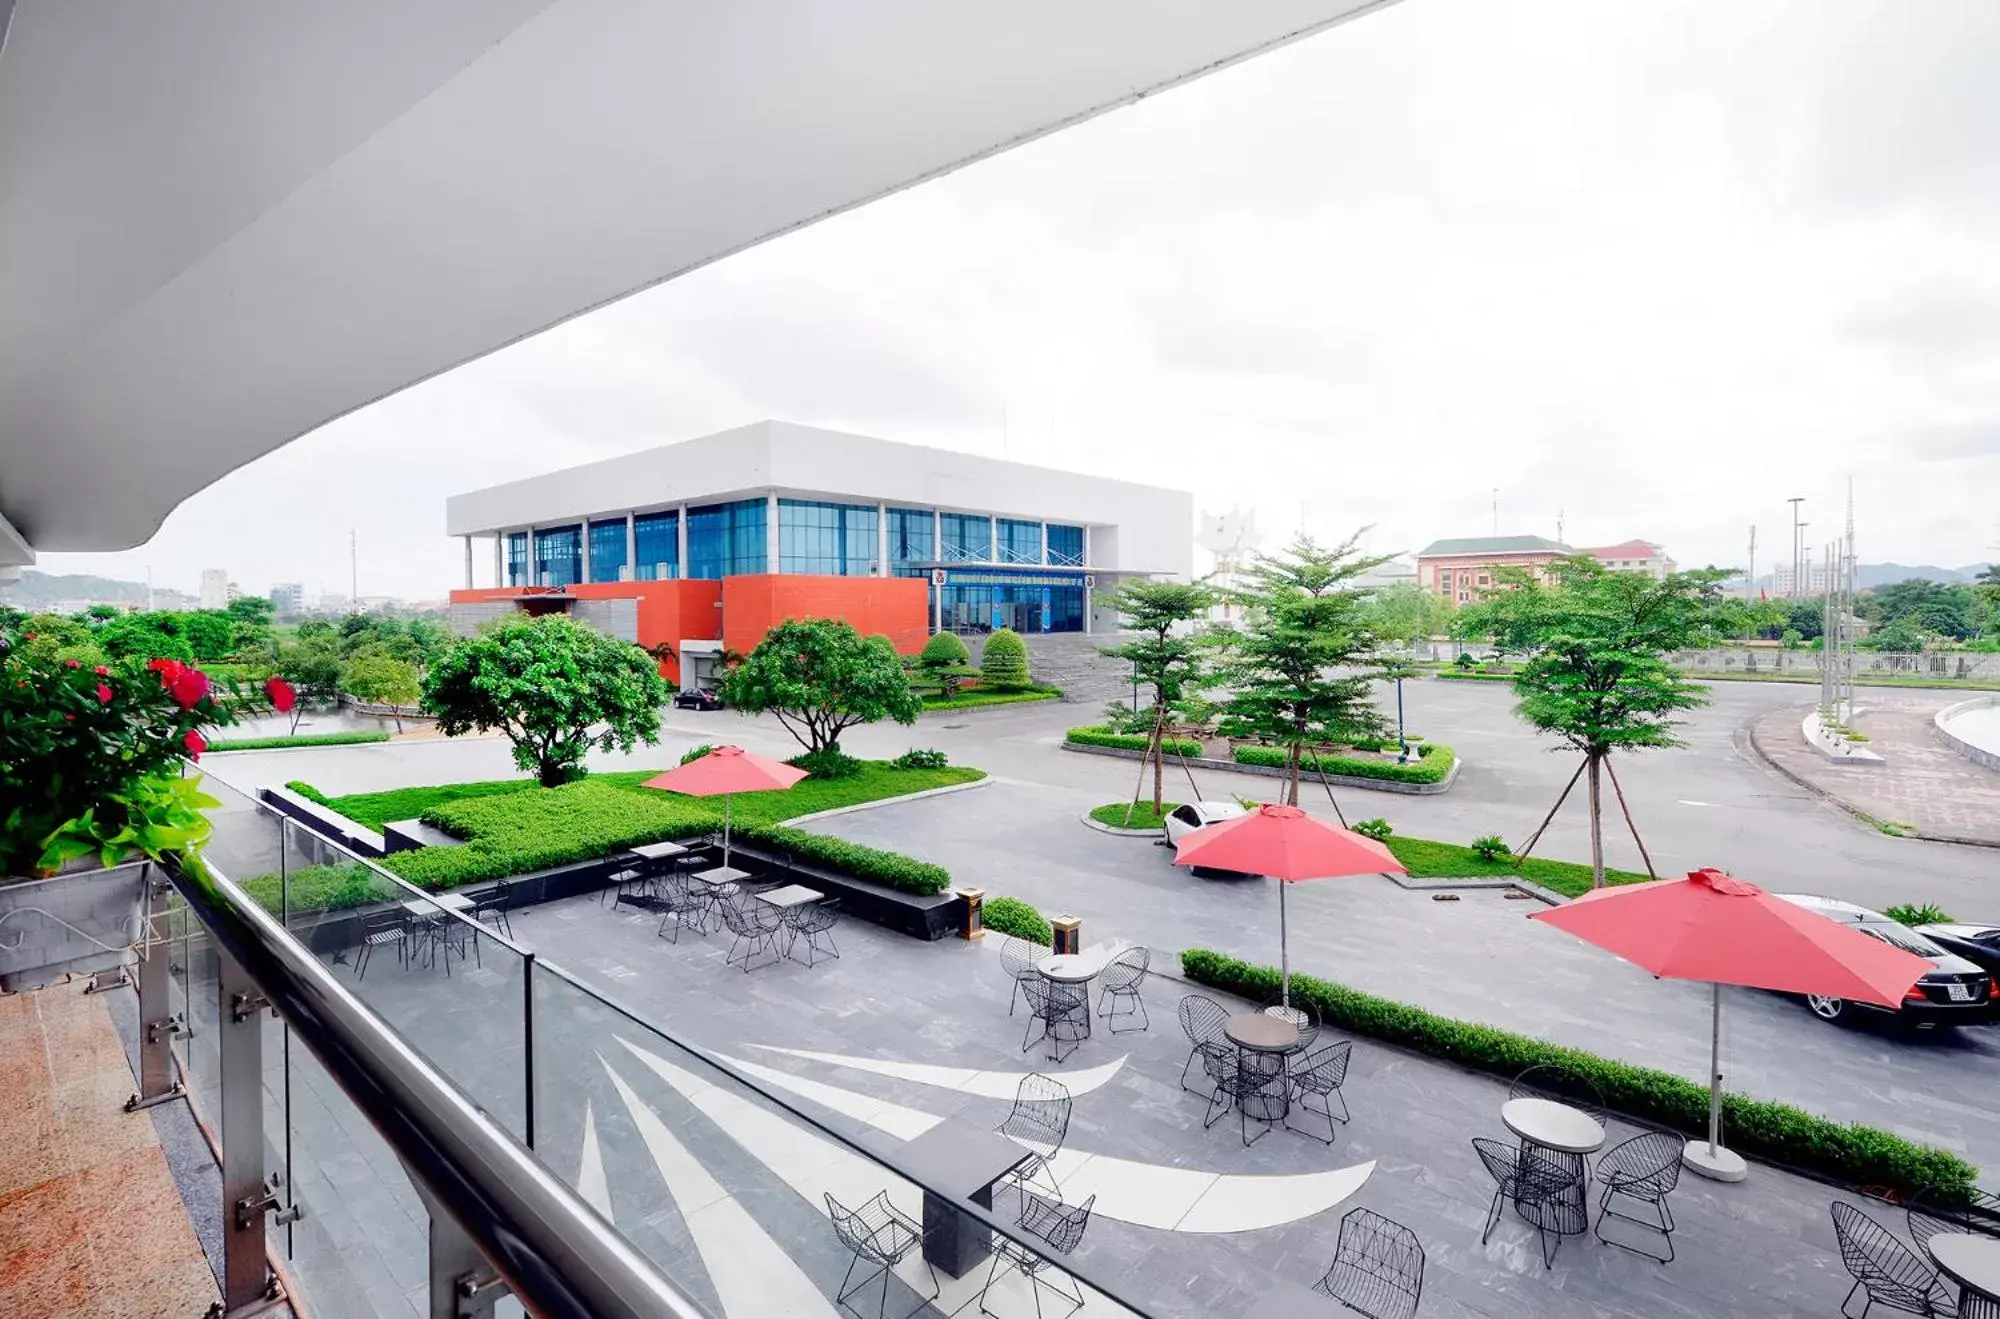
[1884,903,1952,927]
[1454,651,1478,670]
[1095,579,1216,811]
[210,731,391,751]
[1471,834,1511,862]
[1232,741,1455,785]
[1089,801,1178,831]
[733,823,951,895]
[343,652,422,730]
[787,746,864,780]
[979,628,1034,692]
[911,631,977,701]
[722,619,922,756]
[679,743,716,765]
[892,748,949,770]
[1066,725,1203,757]
[421,615,671,787]
[1180,949,1976,1197]
[1351,818,1394,842]
[984,896,1052,945]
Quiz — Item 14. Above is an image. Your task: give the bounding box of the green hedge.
[239,861,390,914]
[1383,835,1648,898]
[211,731,391,752]
[1435,669,1515,683]
[1065,725,1203,757]
[985,896,1052,945]
[390,781,716,889]
[734,824,951,896]
[285,780,335,808]
[923,687,1063,711]
[1180,949,1977,1197]
[1233,740,1456,786]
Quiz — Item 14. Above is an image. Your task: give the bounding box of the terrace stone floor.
[194,879,1893,1319]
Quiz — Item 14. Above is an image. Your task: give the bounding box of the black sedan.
[1917,923,2000,979]
[672,687,723,711]
[1776,894,1996,1027]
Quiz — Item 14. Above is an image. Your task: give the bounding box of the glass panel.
[886,507,934,576]
[939,512,991,563]
[505,531,530,587]
[589,518,629,583]
[1047,524,1084,567]
[996,518,1042,565]
[535,524,583,587]
[778,499,878,576]
[686,498,767,578]
[938,580,1082,633]
[634,511,679,580]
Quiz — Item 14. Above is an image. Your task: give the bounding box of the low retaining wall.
[1060,742,1459,795]
[1800,712,1884,767]
[261,784,386,856]
[1937,695,2000,772]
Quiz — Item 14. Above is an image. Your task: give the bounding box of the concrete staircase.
[966,630,1134,707]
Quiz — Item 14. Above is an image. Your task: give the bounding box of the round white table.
[1224,1012,1300,1055]
[1929,1234,2000,1313]
[1501,1097,1605,1155]
[1039,954,1096,985]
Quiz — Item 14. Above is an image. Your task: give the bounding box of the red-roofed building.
[1579,539,1676,579]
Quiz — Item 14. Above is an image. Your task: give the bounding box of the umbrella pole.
[1279,879,1290,1010]
[1682,981,1749,1183]
[724,795,733,868]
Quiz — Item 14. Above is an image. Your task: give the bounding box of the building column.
[578,519,591,584]
[1083,525,1093,567]
[462,536,473,589]
[491,534,503,587]
[1083,578,1093,634]
[877,502,889,577]
[1039,522,1049,566]
[527,527,538,586]
[766,492,780,573]
[676,504,689,579]
[988,515,997,563]
[625,512,637,582]
[933,509,942,560]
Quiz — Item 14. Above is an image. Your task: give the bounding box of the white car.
[1163,801,1249,857]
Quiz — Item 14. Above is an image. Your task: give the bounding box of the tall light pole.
[1787,497,1805,597]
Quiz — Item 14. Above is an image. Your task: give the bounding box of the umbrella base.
[1681,1142,1747,1183]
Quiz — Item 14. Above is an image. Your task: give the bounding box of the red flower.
[264,675,297,714]
[64,713,75,722]
[183,729,205,760]
[168,667,210,711]
[150,658,185,687]
[96,683,113,704]
[63,658,81,669]
[93,665,110,677]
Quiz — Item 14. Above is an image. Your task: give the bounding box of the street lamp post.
[1396,673,1411,762]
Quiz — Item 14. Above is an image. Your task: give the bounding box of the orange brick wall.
[720,575,930,659]
[449,580,721,682]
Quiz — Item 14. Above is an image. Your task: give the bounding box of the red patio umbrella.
[1530,866,1931,1181]
[1172,803,1407,1010]
[641,746,805,867]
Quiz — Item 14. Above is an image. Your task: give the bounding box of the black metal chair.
[470,881,514,939]
[602,859,650,907]
[824,1190,937,1319]
[1509,1063,1606,1120]
[1021,977,1091,1063]
[1263,996,1320,1051]
[353,909,409,980]
[1831,1201,1957,1318]
[788,899,841,966]
[980,1190,1096,1319]
[997,1074,1071,1200]
[1000,935,1042,1016]
[652,872,701,944]
[1909,1184,2000,1253]
[1177,994,1234,1095]
[1096,946,1150,1033]
[717,892,784,972]
[1286,1040,1353,1144]
[1594,1129,1686,1263]
[1311,1207,1425,1319]
[1471,1138,1525,1246]
[1202,1046,1286,1147]
[1514,1148,1589,1268]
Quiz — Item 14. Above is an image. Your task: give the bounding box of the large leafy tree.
[720,618,922,756]
[421,615,670,785]
[274,636,348,733]
[1360,582,1455,649]
[1097,578,1215,812]
[343,651,422,731]
[1465,556,1727,887]
[1214,535,1390,806]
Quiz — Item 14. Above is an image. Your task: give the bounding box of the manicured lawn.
[211,731,392,752]
[311,778,542,830]
[922,686,1062,712]
[1088,800,1178,831]
[1383,835,1650,898]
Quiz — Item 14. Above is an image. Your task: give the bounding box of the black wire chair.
[1096,946,1150,1033]
[1177,994,1234,1095]
[788,899,841,966]
[1311,1207,1425,1319]
[1509,1063,1607,1121]
[996,1074,1071,1200]
[1512,1147,1589,1268]
[717,892,784,972]
[1286,1040,1353,1145]
[1021,977,1091,1063]
[979,1191,1096,1319]
[1000,935,1042,1017]
[1263,996,1320,1051]
[353,909,409,980]
[1831,1201,1957,1318]
[652,872,701,944]
[1909,1184,2000,1253]
[824,1191,937,1319]
[1472,1138,1525,1246]
[1594,1129,1686,1263]
[470,881,515,939]
[602,859,650,906]
[1202,1047,1287,1147]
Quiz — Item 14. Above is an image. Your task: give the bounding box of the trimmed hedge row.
[1233,740,1456,785]
[1180,949,1977,1197]
[392,781,716,889]
[985,896,1052,945]
[212,731,391,751]
[923,687,1063,712]
[285,779,335,807]
[734,823,951,896]
[1065,725,1203,757]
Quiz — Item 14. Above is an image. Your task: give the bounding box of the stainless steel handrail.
[169,856,706,1319]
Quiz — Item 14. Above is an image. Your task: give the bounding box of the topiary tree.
[720,618,922,756]
[913,630,977,700]
[980,628,1033,691]
[421,614,671,786]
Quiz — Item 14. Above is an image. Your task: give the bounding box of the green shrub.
[211,731,391,752]
[893,748,950,770]
[1351,818,1393,842]
[787,746,863,780]
[985,896,1052,945]
[1885,903,1953,927]
[921,687,1061,711]
[1471,834,1511,862]
[1454,651,1477,670]
[735,824,951,895]
[919,632,971,666]
[1088,801,1177,831]
[1232,740,1456,786]
[1180,949,1977,1197]
[680,743,716,765]
[980,628,1033,691]
[284,780,335,808]
[238,861,390,914]
[1065,725,1202,757]
[392,780,716,889]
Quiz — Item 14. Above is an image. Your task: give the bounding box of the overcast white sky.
[35,0,2000,600]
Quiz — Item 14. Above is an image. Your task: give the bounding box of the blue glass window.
[779,499,878,576]
[939,512,991,563]
[634,511,679,580]
[505,532,529,587]
[1046,524,1084,567]
[997,518,1042,564]
[535,524,582,587]
[886,508,934,577]
[938,577,1083,634]
[588,519,628,583]
[686,498,767,578]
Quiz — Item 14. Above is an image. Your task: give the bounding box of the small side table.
[899,1118,1032,1278]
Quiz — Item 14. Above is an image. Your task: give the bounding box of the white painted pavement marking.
[600,1056,840,1319]
[578,1100,612,1220]
[748,1044,1128,1098]
[717,1052,942,1141]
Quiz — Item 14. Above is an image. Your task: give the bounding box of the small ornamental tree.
[980,628,1033,691]
[420,615,670,786]
[343,652,421,731]
[274,637,347,733]
[720,618,922,757]
[913,630,976,700]
[1097,578,1215,812]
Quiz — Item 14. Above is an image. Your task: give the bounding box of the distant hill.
[1737,563,1993,593]
[0,569,196,610]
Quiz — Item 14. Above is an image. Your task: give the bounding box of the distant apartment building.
[1356,559,1418,590]
[1772,561,1835,596]
[269,582,305,618]
[1415,536,1572,604]
[1579,539,1675,579]
[198,568,231,610]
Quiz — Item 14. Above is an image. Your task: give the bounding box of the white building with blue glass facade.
[445,420,1192,638]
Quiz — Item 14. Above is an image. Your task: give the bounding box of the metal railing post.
[413,1177,509,1319]
[217,947,281,1312]
[125,868,187,1113]
[523,951,537,1151]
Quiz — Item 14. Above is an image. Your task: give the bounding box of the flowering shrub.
[0,634,295,875]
